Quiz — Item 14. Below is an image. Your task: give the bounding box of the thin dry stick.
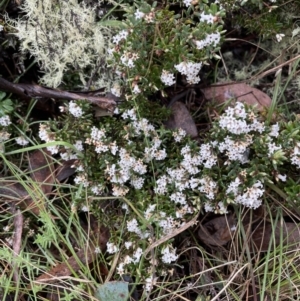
[12,209,24,283]
[250,53,300,81]
[144,213,199,256]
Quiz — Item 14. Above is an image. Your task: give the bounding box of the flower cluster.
[0,115,12,149]
[68,101,83,118]
[0,115,11,126]
[175,62,203,84]
[194,32,221,50]
[38,124,59,154]
[108,1,224,96]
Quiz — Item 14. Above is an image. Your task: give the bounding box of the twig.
[0,77,116,111]
[12,209,24,284]
[144,213,199,256]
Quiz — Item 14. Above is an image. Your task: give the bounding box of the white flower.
[59,106,66,112]
[106,242,119,254]
[0,115,11,126]
[114,107,119,114]
[250,119,265,133]
[74,174,89,187]
[194,32,221,49]
[123,255,133,264]
[161,246,178,264]
[91,184,103,195]
[74,140,83,151]
[215,201,228,214]
[132,247,143,263]
[155,149,167,160]
[111,84,122,97]
[183,0,193,6]
[170,192,187,205]
[218,136,252,163]
[127,218,140,233]
[270,123,280,137]
[117,263,125,275]
[124,241,133,249]
[173,128,186,142]
[15,136,29,146]
[160,70,176,86]
[69,101,83,118]
[277,174,287,182]
[175,61,202,84]
[276,33,285,42]
[60,150,77,160]
[0,131,10,142]
[109,142,118,155]
[199,12,214,24]
[121,203,129,212]
[130,176,144,189]
[81,205,89,212]
[144,275,157,292]
[122,108,137,121]
[198,176,217,200]
[120,51,139,68]
[154,175,169,195]
[226,177,241,196]
[133,84,141,94]
[135,9,145,19]
[144,204,156,219]
[204,202,214,212]
[90,126,106,141]
[46,145,59,155]
[267,142,281,157]
[112,185,129,196]
[291,143,300,168]
[94,247,101,254]
[112,30,128,44]
[234,181,264,209]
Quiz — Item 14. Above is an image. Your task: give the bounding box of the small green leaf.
[99,20,125,28]
[0,91,6,100]
[95,281,129,301]
[2,99,14,113]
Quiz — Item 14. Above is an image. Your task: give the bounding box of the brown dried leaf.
[164,102,198,138]
[251,222,300,251]
[28,149,55,195]
[202,83,272,109]
[28,226,110,288]
[0,150,75,215]
[55,159,76,182]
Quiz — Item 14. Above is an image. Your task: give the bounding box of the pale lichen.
[9,0,114,89]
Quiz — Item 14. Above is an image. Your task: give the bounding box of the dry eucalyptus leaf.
[28,149,55,195]
[0,149,76,215]
[29,226,110,293]
[202,83,272,109]
[164,101,198,138]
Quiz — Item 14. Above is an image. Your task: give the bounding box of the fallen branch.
[0,77,116,111]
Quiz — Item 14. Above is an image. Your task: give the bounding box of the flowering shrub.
[108,1,225,99]
[2,0,300,297]
[33,99,300,292]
